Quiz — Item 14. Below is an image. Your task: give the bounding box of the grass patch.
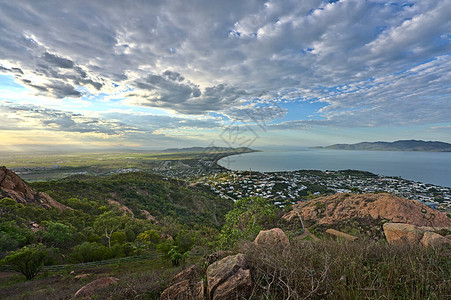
[243,239,451,299]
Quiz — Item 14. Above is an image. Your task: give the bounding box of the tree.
[1,244,48,280]
[219,197,276,248]
[94,211,122,248]
[42,222,72,248]
[167,246,188,266]
[71,242,108,263]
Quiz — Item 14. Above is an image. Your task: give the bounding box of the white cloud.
[0,0,449,144]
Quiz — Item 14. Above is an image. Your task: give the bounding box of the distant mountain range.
[316,140,451,152]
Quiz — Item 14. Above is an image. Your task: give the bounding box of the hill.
[317,139,451,152]
[283,193,451,239]
[30,172,233,227]
[0,166,68,210]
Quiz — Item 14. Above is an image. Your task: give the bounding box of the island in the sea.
[315,139,451,152]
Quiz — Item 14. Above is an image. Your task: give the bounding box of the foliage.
[1,244,49,280]
[219,197,277,248]
[94,211,122,248]
[167,246,189,266]
[70,242,110,263]
[41,221,72,248]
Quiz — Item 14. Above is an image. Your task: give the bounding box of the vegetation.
[0,164,449,299]
[219,197,277,248]
[1,244,49,280]
[244,239,451,299]
[0,172,234,281]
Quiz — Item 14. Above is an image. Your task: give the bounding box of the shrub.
[1,244,49,280]
[219,197,276,248]
[70,242,109,263]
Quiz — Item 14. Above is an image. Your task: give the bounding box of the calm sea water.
[218,149,451,188]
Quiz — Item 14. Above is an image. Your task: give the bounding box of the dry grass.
[243,239,451,299]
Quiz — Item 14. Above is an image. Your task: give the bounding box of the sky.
[0,0,450,151]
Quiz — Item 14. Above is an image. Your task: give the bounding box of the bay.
[218,149,451,188]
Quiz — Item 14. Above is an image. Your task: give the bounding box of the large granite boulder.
[254,228,290,248]
[383,223,424,245]
[420,231,451,248]
[384,222,451,247]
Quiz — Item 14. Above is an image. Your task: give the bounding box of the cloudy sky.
[0,0,450,151]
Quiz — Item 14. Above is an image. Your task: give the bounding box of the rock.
[171,264,201,285]
[420,231,451,248]
[0,166,69,211]
[205,250,233,265]
[141,209,158,223]
[108,199,134,217]
[74,277,119,298]
[254,228,290,248]
[284,193,451,228]
[213,268,252,300]
[160,280,191,300]
[325,229,358,241]
[206,254,252,299]
[74,274,91,279]
[160,265,204,300]
[383,223,424,245]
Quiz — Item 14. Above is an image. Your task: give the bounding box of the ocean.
[217,149,451,187]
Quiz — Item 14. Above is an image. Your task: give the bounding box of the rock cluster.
[0,166,68,210]
[160,228,291,300]
[383,223,451,247]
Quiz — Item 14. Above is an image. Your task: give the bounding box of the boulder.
[206,253,252,299]
[160,265,204,300]
[284,193,451,229]
[213,268,252,300]
[383,223,423,245]
[160,279,204,300]
[74,277,119,298]
[420,231,451,248]
[254,228,290,248]
[171,264,201,285]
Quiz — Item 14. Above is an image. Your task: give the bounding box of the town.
[158,164,451,212]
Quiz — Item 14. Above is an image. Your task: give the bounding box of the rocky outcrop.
[383,223,424,245]
[108,199,134,217]
[0,166,69,210]
[160,264,204,300]
[161,253,253,300]
[283,193,451,229]
[383,223,451,247]
[206,254,252,300]
[74,277,119,298]
[140,209,158,222]
[254,228,290,248]
[212,268,252,300]
[420,231,451,247]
